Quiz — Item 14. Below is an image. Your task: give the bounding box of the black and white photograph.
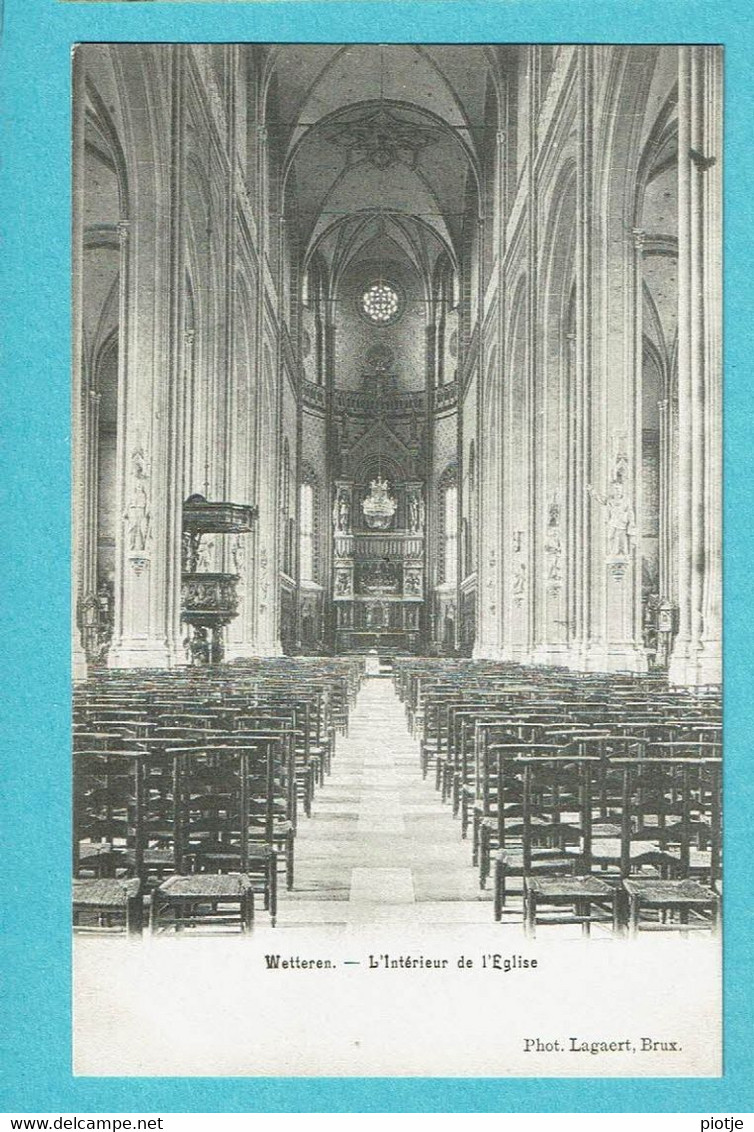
[71,42,723,1077]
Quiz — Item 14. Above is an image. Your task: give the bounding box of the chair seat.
[156,873,255,900]
[526,875,613,899]
[199,845,276,863]
[480,813,548,831]
[497,848,579,867]
[79,841,116,860]
[622,877,718,905]
[73,877,141,907]
[77,842,125,871]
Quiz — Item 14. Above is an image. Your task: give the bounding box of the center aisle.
[277,676,492,926]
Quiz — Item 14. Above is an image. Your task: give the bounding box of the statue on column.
[545,499,563,589]
[334,489,350,533]
[587,478,636,557]
[124,447,151,552]
[512,560,527,606]
[407,489,424,534]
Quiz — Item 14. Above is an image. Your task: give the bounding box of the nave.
[73,656,721,941]
[276,676,492,929]
[72,43,723,945]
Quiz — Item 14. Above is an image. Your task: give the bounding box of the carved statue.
[339,493,350,532]
[196,535,215,573]
[406,489,424,534]
[587,479,636,557]
[545,498,563,586]
[124,449,151,552]
[513,560,527,605]
[182,531,199,574]
[405,571,421,595]
[545,532,563,585]
[184,626,211,666]
[407,492,419,533]
[333,490,351,533]
[231,534,246,577]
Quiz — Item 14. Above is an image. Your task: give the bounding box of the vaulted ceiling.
[263,45,503,293]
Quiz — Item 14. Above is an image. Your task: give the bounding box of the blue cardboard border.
[1,0,752,1112]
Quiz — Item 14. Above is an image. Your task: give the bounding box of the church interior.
[72,43,722,938]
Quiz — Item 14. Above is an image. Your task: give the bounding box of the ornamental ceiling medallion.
[325,107,441,171]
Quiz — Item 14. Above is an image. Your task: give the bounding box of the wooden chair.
[166,741,279,924]
[73,877,143,935]
[614,757,721,935]
[493,753,599,922]
[150,873,255,935]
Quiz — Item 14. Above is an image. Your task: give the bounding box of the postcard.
[70,40,722,1078]
[3,0,753,1114]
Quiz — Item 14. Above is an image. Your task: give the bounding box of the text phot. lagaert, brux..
[71,43,722,1078]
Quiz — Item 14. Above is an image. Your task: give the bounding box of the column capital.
[117,218,130,246]
[632,227,646,252]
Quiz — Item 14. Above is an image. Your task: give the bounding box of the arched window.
[280,439,293,576]
[300,480,315,582]
[464,439,476,578]
[444,484,458,584]
[437,463,459,586]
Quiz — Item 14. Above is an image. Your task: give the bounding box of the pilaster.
[669,46,722,686]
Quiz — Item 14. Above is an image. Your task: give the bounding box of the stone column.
[564,329,579,661]
[631,228,647,664]
[247,121,280,655]
[424,321,435,648]
[84,389,102,599]
[109,54,184,668]
[657,397,671,600]
[569,44,593,672]
[475,129,506,659]
[323,315,337,651]
[273,214,287,647]
[669,46,722,686]
[525,48,539,664]
[162,49,188,666]
[248,120,266,653]
[108,216,170,668]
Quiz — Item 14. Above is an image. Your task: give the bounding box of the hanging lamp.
[360,46,398,533]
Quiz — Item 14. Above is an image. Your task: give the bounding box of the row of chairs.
[394,658,721,937]
[73,657,364,936]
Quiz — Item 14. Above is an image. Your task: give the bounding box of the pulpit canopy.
[182,494,258,535]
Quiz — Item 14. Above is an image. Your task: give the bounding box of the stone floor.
[277,675,494,927]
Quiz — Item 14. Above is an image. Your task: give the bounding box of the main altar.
[332,475,425,653]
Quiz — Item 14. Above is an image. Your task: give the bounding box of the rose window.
[361,282,401,325]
